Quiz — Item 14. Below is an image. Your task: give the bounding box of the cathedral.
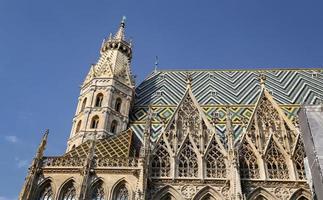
[19,18,323,200]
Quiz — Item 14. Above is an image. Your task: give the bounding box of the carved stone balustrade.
[42,156,139,169]
[42,157,86,168]
[95,157,139,168]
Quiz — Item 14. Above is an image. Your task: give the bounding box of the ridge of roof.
[154,67,323,73]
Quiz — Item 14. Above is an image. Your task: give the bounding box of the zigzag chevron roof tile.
[130,68,323,141]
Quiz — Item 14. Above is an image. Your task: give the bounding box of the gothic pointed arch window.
[81,98,87,112]
[254,195,268,200]
[239,140,260,179]
[91,116,99,129]
[113,182,129,200]
[59,180,76,200]
[37,181,53,200]
[205,138,226,178]
[265,140,289,179]
[293,138,306,180]
[110,120,118,134]
[201,194,216,200]
[75,120,82,134]
[151,140,171,177]
[115,98,122,112]
[95,93,104,107]
[161,193,175,200]
[90,180,105,200]
[177,139,198,177]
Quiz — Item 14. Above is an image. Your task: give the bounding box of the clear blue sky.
[0,0,323,198]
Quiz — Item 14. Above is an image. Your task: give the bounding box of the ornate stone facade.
[19,18,322,200]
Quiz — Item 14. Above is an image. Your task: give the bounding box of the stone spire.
[19,130,49,200]
[114,16,126,40]
[67,18,135,151]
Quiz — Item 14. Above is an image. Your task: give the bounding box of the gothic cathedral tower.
[67,17,135,151]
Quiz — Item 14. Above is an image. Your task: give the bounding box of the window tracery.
[151,140,171,177]
[177,139,198,177]
[205,137,226,178]
[114,183,129,200]
[176,93,201,144]
[256,96,280,143]
[293,137,306,180]
[265,140,289,179]
[59,181,76,200]
[38,183,53,200]
[161,193,175,200]
[90,181,105,200]
[254,195,268,200]
[239,140,260,179]
[201,194,216,200]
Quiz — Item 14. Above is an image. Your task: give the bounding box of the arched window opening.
[265,141,289,179]
[201,194,216,200]
[59,180,76,200]
[297,197,309,200]
[205,138,226,178]
[75,121,82,134]
[293,138,306,180]
[38,182,53,200]
[91,116,100,129]
[90,181,105,200]
[254,195,268,200]
[151,140,171,177]
[177,139,198,177]
[113,183,129,200]
[95,93,104,107]
[115,98,122,112]
[239,140,260,179]
[161,193,175,200]
[110,120,118,134]
[81,98,87,112]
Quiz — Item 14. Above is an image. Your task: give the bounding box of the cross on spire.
[114,16,126,40]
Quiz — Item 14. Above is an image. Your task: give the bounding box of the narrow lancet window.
[110,120,118,133]
[90,181,105,200]
[38,182,53,200]
[81,98,87,112]
[113,183,129,200]
[115,98,122,112]
[95,93,104,107]
[91,116,99,129]
[59,181,76,200]
[75,120,82,134]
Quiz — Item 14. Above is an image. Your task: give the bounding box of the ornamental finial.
[122,16,126,24]
[258,73,266,88]
[185,72,192,88]
[114,16,126,40]
[154,56,159,73]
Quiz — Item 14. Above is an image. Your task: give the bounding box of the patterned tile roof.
[65,129,133,158]
[130,68,323,142]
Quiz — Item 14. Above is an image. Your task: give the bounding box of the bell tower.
[67,17,135,151]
